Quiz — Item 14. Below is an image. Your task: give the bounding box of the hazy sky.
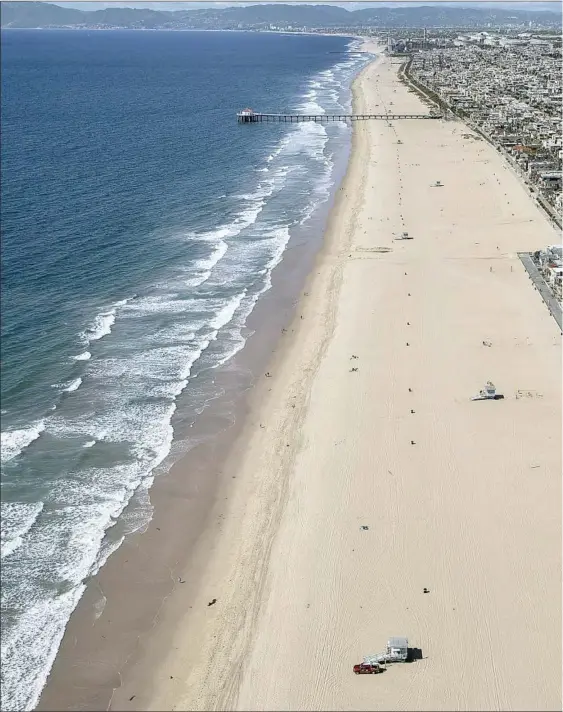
[55,1,563,10]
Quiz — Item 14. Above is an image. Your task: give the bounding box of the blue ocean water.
[0,29,370,710]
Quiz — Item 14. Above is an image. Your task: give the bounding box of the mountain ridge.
[1,1,561,29]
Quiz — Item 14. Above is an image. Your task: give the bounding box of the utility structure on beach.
[237,108,442,123]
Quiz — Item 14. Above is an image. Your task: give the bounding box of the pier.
[237,109,441,123]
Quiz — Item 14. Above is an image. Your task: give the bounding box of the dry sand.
[112,46,562,712]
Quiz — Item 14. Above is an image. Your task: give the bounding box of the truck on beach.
[353,637,409,674]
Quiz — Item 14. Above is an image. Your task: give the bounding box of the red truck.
[353,663,383,675]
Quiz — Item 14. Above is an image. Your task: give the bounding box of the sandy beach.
[60,44,561,712]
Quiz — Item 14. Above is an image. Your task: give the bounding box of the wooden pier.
[237,110,441,123]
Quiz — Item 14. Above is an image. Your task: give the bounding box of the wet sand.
[36,44,349,712]
[40,45,561,712]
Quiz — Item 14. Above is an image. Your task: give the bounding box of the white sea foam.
[212,227,291,369]
[121,294,201,316]
[62,378,82,393]
[199,54,369,377]
[171,164,293,295]
[72,351,91,361]
[4,291,254,712]
[298,84,325,115]
[200,63,362,370]
[177,168,290,289]
[79,298,131,347]
[1,584,86,712]
[93,592,107,620]
[123,478,155,535]
[1,536,25,560]
[81,310,116,344]
[299,94,324,115]
[0,43,373,712]
[266,134,292,162]
[0,420,45,464]
[49,290,246,452]
[183,239,228,288]
[210,291,246,331]
[0,501,44,559]
[284,121,329,162]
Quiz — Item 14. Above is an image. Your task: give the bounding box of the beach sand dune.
[112,49,561,712]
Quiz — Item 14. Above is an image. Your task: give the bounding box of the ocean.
[0,28,371,710]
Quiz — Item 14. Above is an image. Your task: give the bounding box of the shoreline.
[38,42,561,712]
[123,47,559,711]
[35,42,379,712]
[113,43,384,711]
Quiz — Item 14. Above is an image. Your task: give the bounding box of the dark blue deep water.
[1,29,370,709]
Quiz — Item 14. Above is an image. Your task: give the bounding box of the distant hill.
[1,1,561,30]
[1,1,84,27]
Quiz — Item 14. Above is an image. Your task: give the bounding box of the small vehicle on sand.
[353,662,383,675]
[353,637,409,675]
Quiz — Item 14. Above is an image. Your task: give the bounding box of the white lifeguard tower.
[363,636,409,667]
[471,381,503,400]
